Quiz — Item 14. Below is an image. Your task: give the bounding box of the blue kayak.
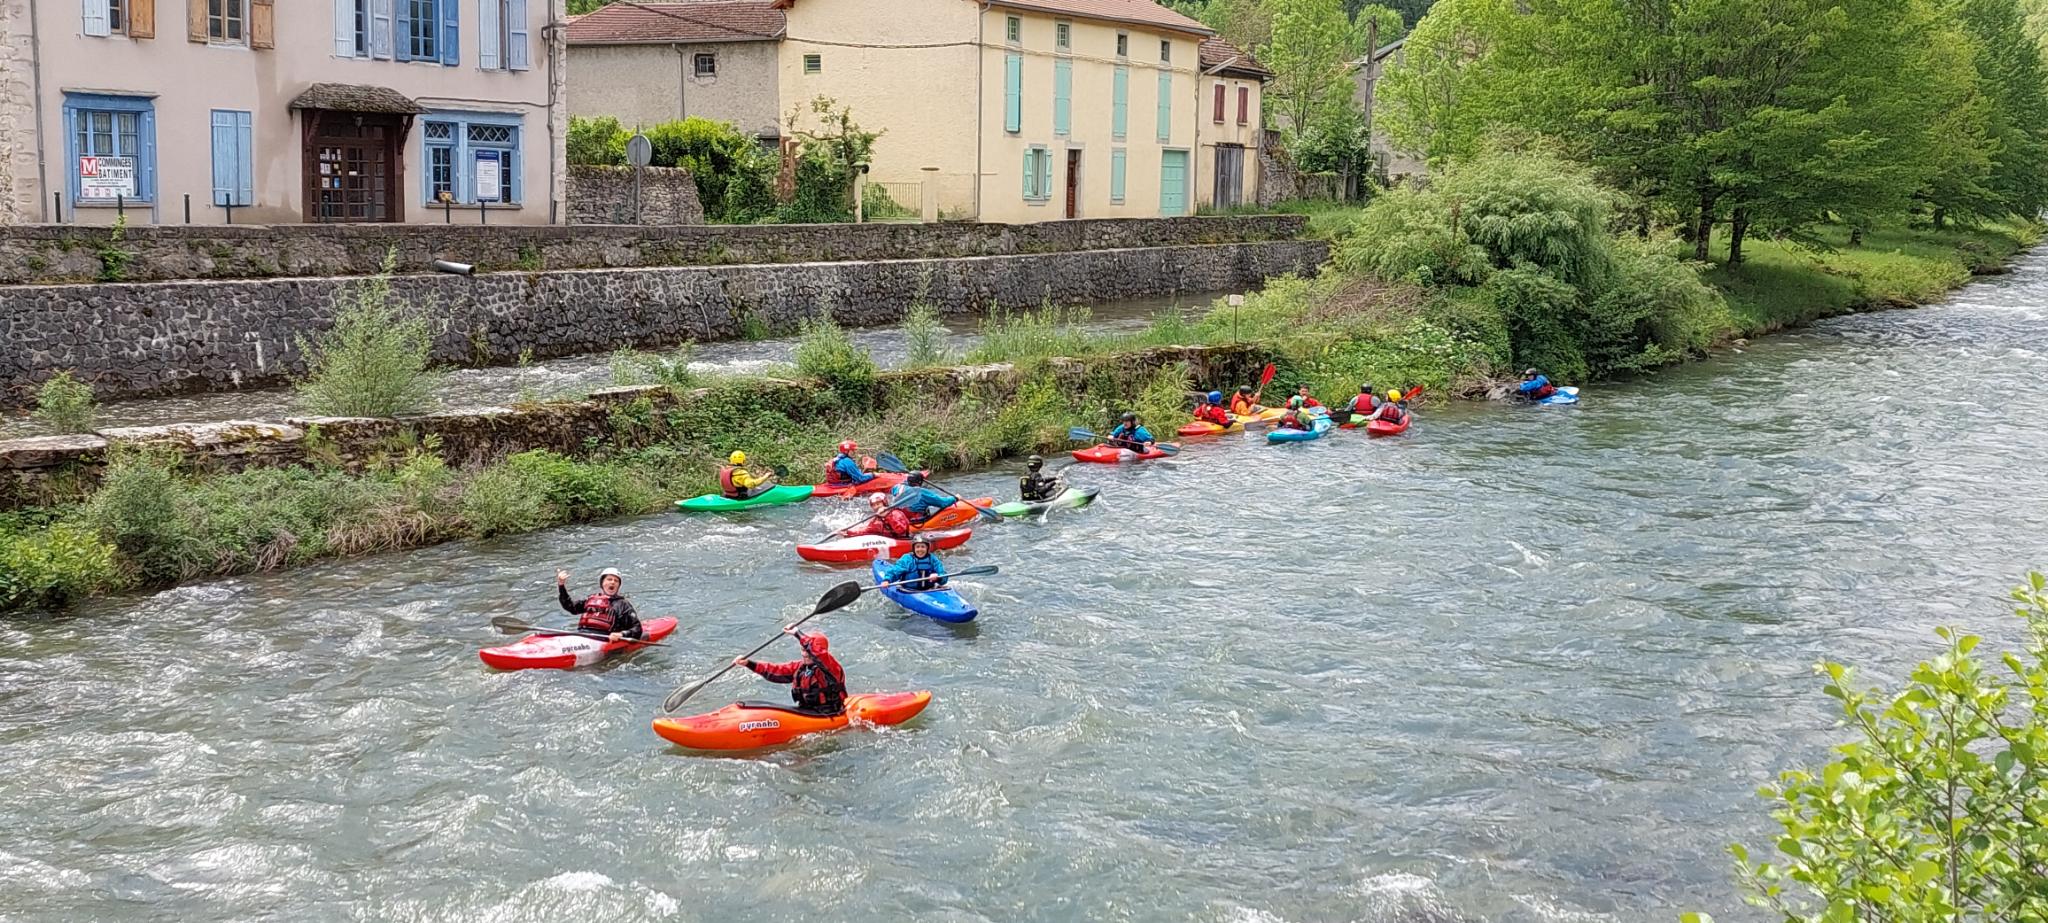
[1266,413,1334,444]
[1539,386,1581,406]
[869,560,978,623]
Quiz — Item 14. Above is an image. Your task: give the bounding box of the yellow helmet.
[1387,390,1402,401]
[728,450,747,465]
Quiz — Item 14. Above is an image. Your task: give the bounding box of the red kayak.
[1367,416,1412,437]
[652,691,933,750]
[479,617,680,671]
[796,528,972,564]
[1070,443,1176,464]
[915,497,996,531]
[811,471,910,498]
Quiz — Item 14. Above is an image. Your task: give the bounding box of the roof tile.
[567,1,785,45]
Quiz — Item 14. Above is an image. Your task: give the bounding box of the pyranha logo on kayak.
[738,719,781,731]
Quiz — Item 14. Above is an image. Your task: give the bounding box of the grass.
[1700,220,2039,334]
[1202,199,1372,241]
[295,251,442,417]
[32,372,97,434]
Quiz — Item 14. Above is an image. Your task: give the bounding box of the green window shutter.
[1157,71,1172,141]
[1023,149,1035,198]
[1054,59,1072,136]
[1038,150,1051,199]
[1110,149,1126,203]
[1005,53,1023,134]
[1112,67,1128,140]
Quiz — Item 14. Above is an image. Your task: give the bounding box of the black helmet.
[1360,383,1374,394]
[1026,454,1044,469]
[1237,384,1253,394]
[1523,368,1540,378]
[1120,411,1137,422]
[906,471,926,485]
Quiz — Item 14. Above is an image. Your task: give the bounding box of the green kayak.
[675,485,816,512]
[994,486,1100,518]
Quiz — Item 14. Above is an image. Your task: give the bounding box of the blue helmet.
[1206,390,1223,404]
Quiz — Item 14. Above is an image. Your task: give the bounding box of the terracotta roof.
[287,83,425,114]
[1200,37,1269,77]
[567,1,785,45]
[984,0,1212,36]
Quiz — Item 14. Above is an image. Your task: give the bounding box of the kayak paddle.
[872,452,1002,522]
[1248,361,1277,407]
[819,489,923,542]
[660,581,864,714]
[1065,427,1181,455]
[488,616,672,647]
[866,563,999,592]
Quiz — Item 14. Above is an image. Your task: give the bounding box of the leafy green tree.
[1265,0,1360,137]
[1952,0,2048,222]
[1715,573,2048,923]
[1370,0,1524,166]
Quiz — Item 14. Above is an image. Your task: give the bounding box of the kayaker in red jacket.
[846,493,916,539]
[555,568,644,641]
[1292,385,1324,409]
[1276,396,1317,431]
[1191,391,1232,427]
[1363,390,1409,425]
[737,627,847,715]
[1344,384,1380,417]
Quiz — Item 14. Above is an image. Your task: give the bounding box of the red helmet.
[800,632,829,654]
[838,441,857,455]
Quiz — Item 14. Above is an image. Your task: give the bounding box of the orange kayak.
[651,691,933,750]
[1177,420,1240,436]
[915,497,995,531]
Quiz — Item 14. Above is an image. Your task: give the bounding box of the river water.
[5,256,2048,922]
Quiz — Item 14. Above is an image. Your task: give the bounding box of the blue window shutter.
[1038,150,1050,199]
[478,0,500,68]
[507,0,530,70]
[440,0,459,66]
[1157,71,1172,141]
[371,0,393,58]
[1112,67,1128,140]
[393,0,410,60]
[1022,149,1033,198]
[83,0,110,36]
[1004,53,1022,134]
[211,110,235,206]
[1053,59,1071,136]
[334,0,355,55]
[62,106,79,217]
[140,108,157,200]
[235,111,254,204]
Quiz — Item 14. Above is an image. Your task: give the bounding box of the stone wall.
[0,214,1310,284]
[0,239,1327,404]
[565,165,707,226]
[0,344,1276,509]
[0,0,39,224]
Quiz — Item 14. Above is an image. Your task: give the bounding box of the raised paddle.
[1066,427,1181,455]
[661,581,864,714]
[818,489,923,542]
[1248,361,1277,407]
[872,452,1002,523]
[487,616,672,647]
[867,563,999,592]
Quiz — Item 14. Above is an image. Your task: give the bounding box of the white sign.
[79,156,136,199]
[473,151,503,203]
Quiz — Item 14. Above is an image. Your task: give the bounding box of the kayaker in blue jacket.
[1517,369,1558,402]
[555,567,644,641]
[881,537,949,591]
[1107,412,1156,450]
[824,440,876,488]
[888,471,955,522]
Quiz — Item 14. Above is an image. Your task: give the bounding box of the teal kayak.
[993,486,1100,518]
[675,485,815,512]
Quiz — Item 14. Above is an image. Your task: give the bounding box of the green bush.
[902,278,951,368]
[32,371,97,434]
[1485,267,1590,382]
[644,117,776,222]
[793,314,877,409]
[84,450,192,584]
[296,250,440,417]
[1436,147,1618,291]
[1336,187,1491,286]
[964,299,1100,364]
[459,462,552,538]
[567,115,627,166]
[609,345,698,392]
[1585,239,1730,374]
[0,522,117,611]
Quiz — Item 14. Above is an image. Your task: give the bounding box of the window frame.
[210,0,248,44]
[403,0,439,61]
[63,92,156,208]
[1023,145,1053,203]
[1115,31,1128,58]
[1005,15,1020,44]
[421,111,524,206]
[803,52,821,74]
[695,51,717,77]
[1160,38,1171,63]
[108,0,125,33]
[1054,20,1070,50]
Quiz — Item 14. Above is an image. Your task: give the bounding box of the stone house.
[565,0,785,143]
[0,0,567,226]
[1196,36,1268,210]
[1350,37,1427,184]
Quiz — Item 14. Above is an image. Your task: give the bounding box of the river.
[4,255,2048,922]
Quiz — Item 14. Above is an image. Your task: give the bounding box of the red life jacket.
[1350,394,1378,414]
[823,455,852,486]
[576,594,615,634]
[1379,403,1408,425]
[718,465,741,498]
[1195,404,1230,425]
[1531,382,1558,400]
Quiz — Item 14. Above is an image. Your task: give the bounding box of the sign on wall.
[79,156,137,199]
[474,150,503,203]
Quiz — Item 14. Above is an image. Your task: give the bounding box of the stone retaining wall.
[0,239,1328,404]
[0,214,1310,284]
[565,165,706,226]
[0,344,1274,509]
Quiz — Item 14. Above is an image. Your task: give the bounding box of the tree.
[1266,0,1367,137]
[1370,0,1525,166]
[1720,572,2048,923]
[781,96,882,223]
[1953,0,2048,221]
[566,0,614,13]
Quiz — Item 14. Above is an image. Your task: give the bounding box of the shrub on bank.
[0,519,115,611]
[32,372,97,435]
[794,314,878,410]
[296,252,440,418]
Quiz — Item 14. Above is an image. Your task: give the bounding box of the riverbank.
[1,217,2035,615]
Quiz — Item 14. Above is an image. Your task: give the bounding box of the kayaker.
[1191,391,1233,428]
[1363,390,1410,426]
[824,441,877,488]
[847,493,916,540]
[717,450,775,500]
[555,568,644,642]
[1276,396,1317,431]
[1344,384,1380,418]
[888,471,955,523]
[1018,455,1063,502]
[1229,384,1261,417]
[1107,411,1157,450]
[1517,369,1558,402]
[881,537,950,591]
[1293,385,1324,409]
[736,627,846,716]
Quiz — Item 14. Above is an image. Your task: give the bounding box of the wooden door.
[1214,145,1244,208]
[303,113,405,223]
[1065,150,1082,219]
[1160,150,1188,216]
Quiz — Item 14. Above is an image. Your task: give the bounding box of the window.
[404,0,437,60]
[1160,39,1171,62]
[340,0,368,56]
[1112,66,1128,140]
[1053,58,1071,136]
[1022,146,1052,201]
[477,0,530,70]
[64,93,156,207]
[210,0,245,42]
[1055,21,1070,50]
[1157,71,1172,141]
[1003,52,1022,133]
[1110,148,1126,203]
[803,53,821,73]
[1115,32,1127,58]
[1005,15,1019,43]
[1213,84,1226,123]
[210,109,254,207]
[84,0,123,35]
[1237,86,1250,125]
[422,113,522,205]
[695,52,716,77]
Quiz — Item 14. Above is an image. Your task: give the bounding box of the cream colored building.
[0,0,566,226]
[565,1,784,140]
[773,0,1261,223]
[1196,36,1267,209]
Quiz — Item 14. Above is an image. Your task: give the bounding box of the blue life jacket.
[885,552,946,588]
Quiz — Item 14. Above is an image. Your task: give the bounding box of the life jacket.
[1280,410,1311,430]
[792,654,847,713]
[1379,403,1408,425]
[1195,404,1231,425]
[1530,382,1557,400]
[898,553,943,588]
[717,465,742,498]
[1020,474,1059,502]
[576,594,615,634]
[1230,395,1255,416]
